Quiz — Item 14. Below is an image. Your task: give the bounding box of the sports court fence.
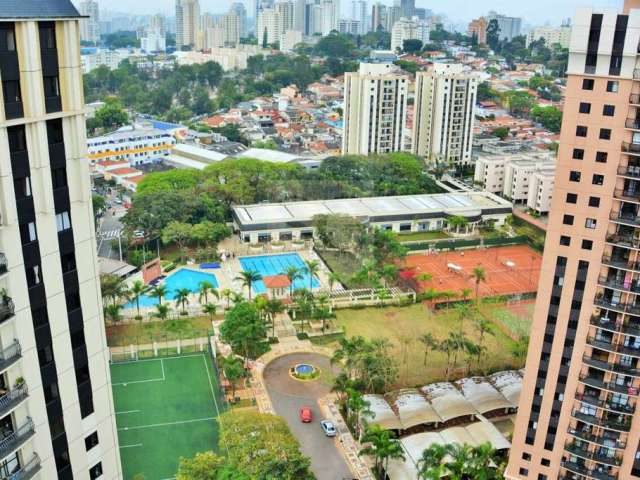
[206,341,229,412]
[404,235,529,252]
[109,332,213,363]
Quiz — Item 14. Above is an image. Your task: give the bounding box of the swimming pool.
[124,268,219,308]
[239,253,320,294]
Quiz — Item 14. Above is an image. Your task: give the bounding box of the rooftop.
[0,0,80,19]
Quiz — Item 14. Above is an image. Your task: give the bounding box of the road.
[263,353,353,480]
[96,205,126,260]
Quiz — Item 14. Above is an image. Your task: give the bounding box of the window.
[40,25,56,49]
[607,80,619,92]
[579,102,591,114]
[585,218,597,229]
[566,193,578,204]
[85,432,99,451]
[520,468,529,476]
[0,26,15,51]
[582,78,595,90]
[56,211,71,232]
[541,459,551,467]
[599,128,612,139]
[563,215,574,225]
[19,221,37,244]
[538,475,548,480]
[576,125,588,137]
[596,151,608,163]
[589,196,600,207]
[603,104,615,116]
[572,148,584,160]
[582,239,594,250]
[2,80,21,104]
[560,235,571,246]
[522,453,532,461]
[13,177,31,199]
[43,75,59,98]
[61,252,76,273]
[38,345,54,368]
[89,462,103,479]
[592,174,604,185]
[70,329,85,350]
[26,264,41,287]
[569,171,581,182]
[51,167,67,189]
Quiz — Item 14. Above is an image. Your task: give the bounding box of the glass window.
[569,171,581,182]
[563,215,574,225]
[572,148,584,160]
[599,128,612,140]
[589,196,600,207]
[592,174,604,185]
[582,79,595,90]
[579,102,591,114]
[607,80,619,92]
[576,125,588,137]
[596,151,608,163]
[566,193,578,204]
[603,104,615,116]
[56,211,71,232]
[585,218,597,229]
[560,236,571,246]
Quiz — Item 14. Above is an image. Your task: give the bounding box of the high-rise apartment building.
[468,17,488,45]
[342,63,408,155]
[293,0,306,33]
[352,0,368,34]
[371,2,387,31]
[399,0,414,20]
[390,16,430,52]
[0,2,120,479]
[320,0,340,35]
[230,2,248,38]
[412,64,477,166]
[257,7,280,45]
[506,1,640,479]
[176,0,200,49]
[526,25,572,48]
[79,0,100,44]
[149,13,167,37]
[486,10,522,41]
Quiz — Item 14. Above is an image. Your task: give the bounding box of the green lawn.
[112,353,224,479]
[480,302,534,341]
[106,316,216,347]
[397,231,450,242]
[332,304,523,388]
[316,250,365,288]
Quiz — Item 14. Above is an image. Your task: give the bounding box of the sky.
[90,0,622,26]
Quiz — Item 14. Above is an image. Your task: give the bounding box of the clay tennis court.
[401,245,542,302]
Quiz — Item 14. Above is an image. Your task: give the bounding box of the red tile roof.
[263,275,291,289]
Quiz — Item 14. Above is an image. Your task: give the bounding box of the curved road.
[263,353,353,480]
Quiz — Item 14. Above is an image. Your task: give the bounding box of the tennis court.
[111,352,224,480]
[402,245,542,303]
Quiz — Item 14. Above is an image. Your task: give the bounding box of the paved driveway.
[263,353,354,480]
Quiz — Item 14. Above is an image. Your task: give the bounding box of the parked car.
[299,406,313,423]
[320,420,336,437]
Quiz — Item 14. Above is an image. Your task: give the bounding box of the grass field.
[106,317,216,347]
[332,304,524,388]
[111,353,223,479]
[480,301,534,340]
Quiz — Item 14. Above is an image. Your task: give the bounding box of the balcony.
[626,118,640,130]
[622,141,640,155]
[587,335,640,359]
[631,93,640,104]
[610,211,640,227]
[601,255,640,271]
[575,393,635,416]
[618,164,640,179]
[598,276,640,293]
[0,418,34,459]
[565,442,623,467]
[0,296,14,325]
[567,428,626,450]
[562,459,618,480]
[0,254,6,276]
[578,371,639,399]
[0,383,28,419]
[606,234,640,250]
[10,454,41,480]
[582,353,640,377]
[0,340,21,374]
[614,188,640,203]
[590,316,640,337]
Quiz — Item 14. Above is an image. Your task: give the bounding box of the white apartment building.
[352,0,368,34]
[149,14,167,37]
[175,45,269,71]
[203,12,241,49]
[371,3,387,31]
[526,25,572,48]
[343,63,408,155]
[321,0,340,35]
[280,30,303,53]
[487,11,522,41]
[230,2,248,38]
[503,158,556,205]
[0,4,121,479]
[412,64,477,166]
[257,7,280,45]
[79,0,100,44]
[176,0,200,49]
[527,168,555,214]
[87,126,176,167]
[338,19,361,35]
[141,31,166,53]
[81,49,123,74]
[390,16,430,52]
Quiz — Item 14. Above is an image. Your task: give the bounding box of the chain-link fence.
[109,332,213,363]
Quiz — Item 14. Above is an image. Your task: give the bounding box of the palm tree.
[285,265,302,297]
[444,443,473,478]
[153,303,170,321]
[379,263,398,288]
[129,280,149,320]
[359,424,405,480]
[202,303,217,321]
[471,266,487,304]
[221,356,246,401]
[104,304,123,324]
[100,274,129,307]
[198,281,218,305]
[327,271,341,292]
[221,288,233,309]
[346,388,372,439]
[419,333,438,366]
[331,372,353,406]
[474,317,494,365]
[417,444,448,480]
[447,215,469,234]
[235,270,262,300]
[314,294,331,333]
[265,298,285,338]
[231,291,245,305]
[174,288,191,315]
[304,260,320,290]
[460,287,473,302]
[149,284,167,305]
[467,442,500,478]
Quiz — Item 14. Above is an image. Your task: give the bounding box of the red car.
[299,406,313,423]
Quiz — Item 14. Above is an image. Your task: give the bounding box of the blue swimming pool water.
[239,253,320,294]
[295,364,315,375]
[124,268,219,309]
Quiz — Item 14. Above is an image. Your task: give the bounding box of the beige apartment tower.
[0,1,121,479]
[342,63,408,155]
[506,1,640,479]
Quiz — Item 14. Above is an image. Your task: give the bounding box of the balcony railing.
[587,336,640,360]
[578,372,639,400]
[590,316,640,337]
[598,276,640,293]
[593,298,640,315]
[601,255,640,270]
[0,383,28,419]
[606,234,640,250]
[618,164,640,179]
[0,297,14,324]
[631,93,640,104]
[0,340,21,373]
[0,418,34,459]
[0,254,6,276]
[610,211,640,227]
[561,459,618,480]
[626,118,640,130]
[10,454,41,480]
[565,442,623,467]
[614,188,640,202]
[582,353,640,378]
[567,428,627,450]
[622,141,640,154]
[575,393,635,416]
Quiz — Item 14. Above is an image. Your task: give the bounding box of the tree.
[491,126,510,140]
[402,38,423,54]
[221,356,246,400]
[235,270,262,301]
[304,260,320,290]
[219,410,314,480]
[161,222,193,262]
[328,272,341,292]
[199,281,218,305]
[176,451,225,480]
[221,288,233,309]
[219,302,267,363]
[104,304,123,323]
[100,274,129,307]
[531,105,563,133]
[477,81,499,101]
[265,298,285,338]
[486,19,501,51]
[92,194,106,220]
[203,303,217,321]
[285,266,303,297]
[174,288,191,314]
[346,388,372,439]
[419,333,438,366]
[93,97,128,130]
[502,90,535,116]
[313,294,331,333]
[149,284,168,305]
[474,317,494,365]
[447,215,469,234]
[359,424,405,480]
[418,444,448,480]
[471,266,487,303]
[153,303,170,321]
[129,280,149,320]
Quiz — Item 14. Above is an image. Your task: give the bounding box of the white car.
[320,420,336,437]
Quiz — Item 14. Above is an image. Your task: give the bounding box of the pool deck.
[122,247,334,318]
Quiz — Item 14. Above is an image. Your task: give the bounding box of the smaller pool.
[124,268,219,309]
[239,253,320,294]
[295,364,315,375]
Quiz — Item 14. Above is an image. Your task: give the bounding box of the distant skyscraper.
[486,10,522,41]
[391,16,430,51]
[412,64,477,166]
[150,13,167,37]
[321,0,340,35]
[371,2,387,31]
[400,0,414,19]
[79,0,100,44]
[293,0,306,33]
[343,63,408,155]
[468,17,488,45]
[230,2,248,38]
[352,0,368,34]
[176,0,200,49]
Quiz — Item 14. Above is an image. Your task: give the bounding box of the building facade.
[526,25,572,48]
[0,3,121,479]
[87,127,176,167]
[342,63,408,155]
[176,0,200,49]
[412,64,478,166]
[79,0,100,44]
[371,2,387,31]
[390,16,430,52]
[506,1,640,478]
[352,0,368,34]
[468,17,488,45]
[487,11,522,41]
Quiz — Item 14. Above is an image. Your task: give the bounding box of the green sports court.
[111,352,224,480]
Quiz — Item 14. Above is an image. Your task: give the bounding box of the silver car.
[320,420,337,437]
